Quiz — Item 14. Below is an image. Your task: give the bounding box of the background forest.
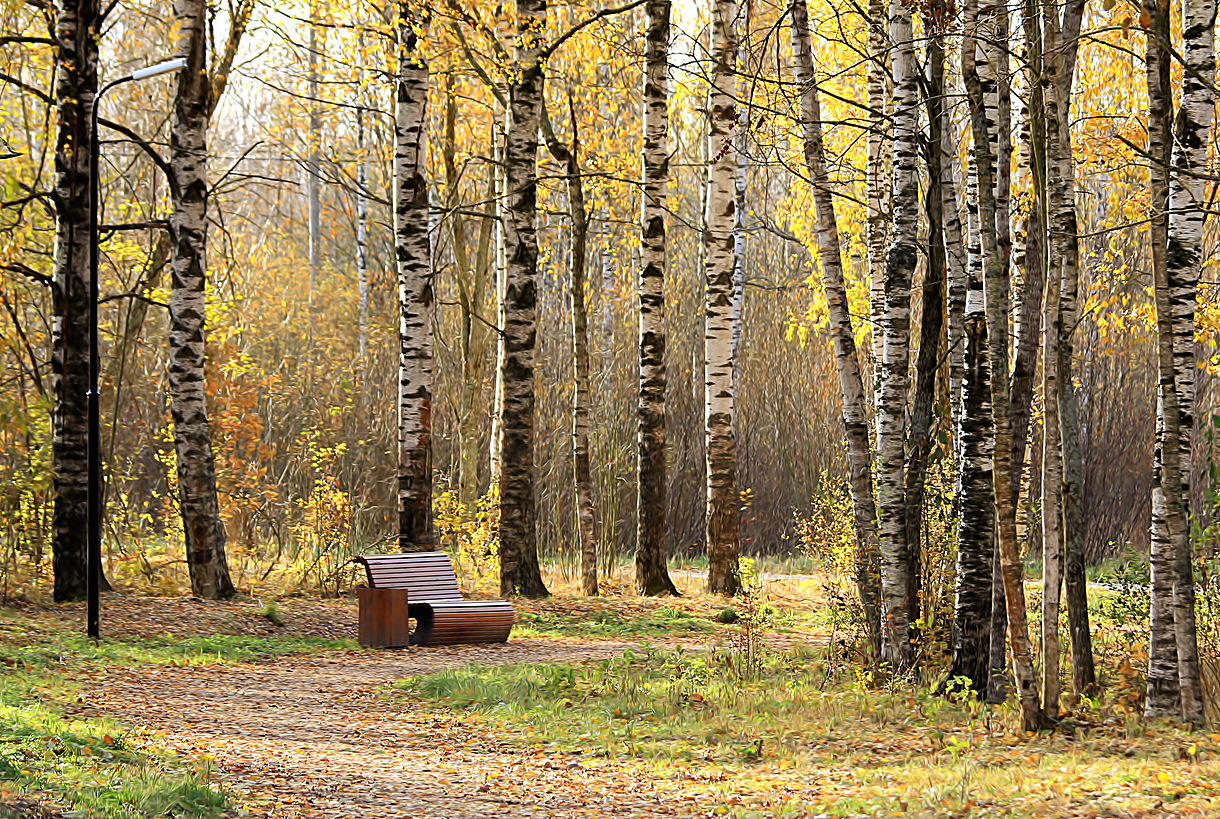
[2,0,1220,727]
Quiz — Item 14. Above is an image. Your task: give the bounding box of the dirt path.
[93,638,700,819]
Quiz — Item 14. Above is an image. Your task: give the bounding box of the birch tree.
[790,0,881,656]
[394,1,434,552]
[637,0,679,596]
[50,0,97,602]
[168,0,253,599]
[704,0,742,596]
[542,99,598,597]
[499,0,550,597]
[963,0,1042,730]
[876,0,920,670]
[1163,0,1212,729]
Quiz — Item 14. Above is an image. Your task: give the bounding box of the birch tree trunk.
[637,0,679,596]
[963,0,1042,731]
[866,0,890,394]
[1144,0,1181,717]
[876,0,919,670]
[394,3,434,552]
[1051,0,1096,703]
[1040,0,1067,720]
[50,0,98,602]
[905,4,951,642]
[307,8,320,315]
[1163,0,1213,727]
[791,0,881,657]
[704,0,742,596]
[169,0,235,599]
[499,0,550,597]
[542,101,599,598]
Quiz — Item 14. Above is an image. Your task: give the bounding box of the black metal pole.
[88,76,131,641]
[88,85,102,641]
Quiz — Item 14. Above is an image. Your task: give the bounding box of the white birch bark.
[394,3,434,552]
[704,0,742,596]
[1144,0,1181,718]
[1162,0,1213,727]
[169,0,235,599]
[637,0,679,596]
[499,0,549,597]
[876,0,919,670]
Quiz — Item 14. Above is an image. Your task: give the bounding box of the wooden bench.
[353,551,514,646]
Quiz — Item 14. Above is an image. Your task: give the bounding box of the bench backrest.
[354,552,465,602]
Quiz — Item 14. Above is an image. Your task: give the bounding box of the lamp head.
[131,57,188,82]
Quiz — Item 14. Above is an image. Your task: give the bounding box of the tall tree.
[1164,0,1212,729]
[963,0,1042,731]
[542,98,598,597]
[1144,0,1180,719]
[1144,0,1211,727]
[876,0,920,670]
[637,0,679,596]
[50,0,98,601]
[790,0,881,656]
[704,0,742,596]
[394,1,434,552]
[168,0,252,599]
[499,0,549,596]
[1045,0,1095,704]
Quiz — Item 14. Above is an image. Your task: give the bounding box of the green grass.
[0,610,355,817]
[512,605,721,639]
[397,643,1220,818]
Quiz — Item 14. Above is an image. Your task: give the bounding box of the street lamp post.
[88,57,186,639]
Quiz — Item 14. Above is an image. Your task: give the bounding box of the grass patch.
[399,644,1220,818]
[512,605,720,639]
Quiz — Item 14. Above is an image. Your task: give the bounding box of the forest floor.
[2,569,1219,818]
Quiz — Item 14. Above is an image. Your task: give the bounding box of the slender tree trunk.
[356,103,368,373]
[964,0,1042,731]
[866,0,889,397]
[940,31,995,697]
[1162,0,1213,727]
[542,100,599,598]
[905,7,951,643]
[975,0,1016,705]
[637,0,679,596]
[791,0,882,658]
[1039,0,1066,721]
[1050,0,1096,703]
[941,89,968,430]
[50,0,98,602]
[876,0,919,670]
[944,263,995,695]
[499,0,549,597]
[704,0,742,596]
[1144,0,1181,718]
[307,8,321,315]
[170,0,234,599]
[394,3,434,552]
